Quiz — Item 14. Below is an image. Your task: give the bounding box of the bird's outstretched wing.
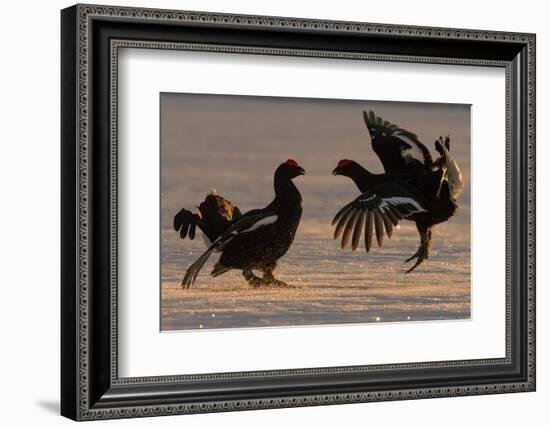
[181,209,278,288]
[363,110,433,173]
[173,208,200,240]
[332,182,427,252]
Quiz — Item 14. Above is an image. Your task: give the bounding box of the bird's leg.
[263,268,296,289]
[242,269,265,288]
[405,229,432,273]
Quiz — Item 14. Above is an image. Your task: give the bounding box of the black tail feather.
[181,245,217,288]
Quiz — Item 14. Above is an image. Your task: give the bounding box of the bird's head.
[276,159,306,180]
[332,159,361,177]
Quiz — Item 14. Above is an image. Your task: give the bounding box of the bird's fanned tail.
[333,201,401,251]
[332,185,427,252]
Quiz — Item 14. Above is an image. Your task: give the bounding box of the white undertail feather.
[207,188,218,196]
[439,144,464,199]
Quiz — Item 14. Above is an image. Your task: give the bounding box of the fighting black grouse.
[174,159,305,288]
[331,110,464,273]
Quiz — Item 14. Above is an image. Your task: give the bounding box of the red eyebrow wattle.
[286,159,299,166]
[338,159,352,167]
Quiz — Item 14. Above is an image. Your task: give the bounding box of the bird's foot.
[246,277,295,289]
[259,269,297,288]
[246,275,267,288]
[404,239,431,273]
[266,278,296,289]
[243,270,266,288]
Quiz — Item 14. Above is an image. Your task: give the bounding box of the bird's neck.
[273,176,302,210]
[349,165,382,191]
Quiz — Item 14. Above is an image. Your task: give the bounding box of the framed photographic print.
[61,4,536,421]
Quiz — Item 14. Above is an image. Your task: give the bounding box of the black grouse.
[174,159,305,288]
[174,189,242,245]
[331,111,464,273]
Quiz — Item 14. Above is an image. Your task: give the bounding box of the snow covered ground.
[160,94,471,331]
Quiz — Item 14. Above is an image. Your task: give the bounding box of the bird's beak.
[332,166,341,176]
[297,166,306,176]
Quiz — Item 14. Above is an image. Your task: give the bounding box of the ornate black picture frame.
[61,4,536,421]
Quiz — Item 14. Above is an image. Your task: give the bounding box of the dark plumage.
[175,159,305,288]
[332,111,464,273]
[174,189,242,244]
[332,180,428,253]
[363,110,434,173]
